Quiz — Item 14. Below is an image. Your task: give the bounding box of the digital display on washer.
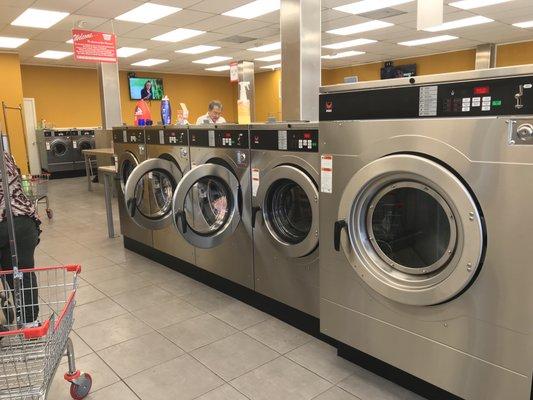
[145,128,188,145]
[250,130,318,152]
[112,128,145,143]
[320,75,533,120]
[189,129,248,149]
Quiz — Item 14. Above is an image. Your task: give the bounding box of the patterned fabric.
[0,153,41,228]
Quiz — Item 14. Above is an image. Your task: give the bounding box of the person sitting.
[196,100,227,124]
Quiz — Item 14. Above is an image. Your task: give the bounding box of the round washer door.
[118,151,139,193]
[337,154,485,306]
[77,138,94,152]
[124,157,182,230]
[257,165,318,258]
[172,163,240,249]
[50,139,70,158]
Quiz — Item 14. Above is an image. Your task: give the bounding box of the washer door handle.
[175,210,187,233]
[127,198,136,218]
[334,220,347,251]
[251,206,261,228]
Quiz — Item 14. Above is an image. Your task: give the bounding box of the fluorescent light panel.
[248,42,281,52]
[115,2,181,23]
[223,0,280,19]
[449,0,513,9]
[322,50,365,59]
[35,50,72,59]
[131,58,169,66]
[513,20,533,28]
[399,35,458,46]
[117,47,146,58]
[334,0,413,14]
[255,54,281,62]
[425,16,493,31]
[176,45,220,54]
[323,38,376,49]
[12,8,69,29]
[260,63,281,69]
[328,20,393,36]
[206,65,230,72]
[193,56,232,65]
[0,36,28,49]
[152,28,205,42]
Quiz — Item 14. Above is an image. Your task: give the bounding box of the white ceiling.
[1,0,533,75]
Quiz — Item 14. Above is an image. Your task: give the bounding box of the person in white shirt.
[196,100,227,124]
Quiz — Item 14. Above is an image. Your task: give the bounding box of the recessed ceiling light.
[0,36,29,49]
[425,16,493,31]
[223,0,280,19]
[260,63,281,70]
[255,54,281,62]
[327,20,394,36]
[193,56,232,65]
[248,42,281,52]
[398,35,458,46]
[115,2,181,23]
[334,0,413,14]
[206,65,231,72]
[117,47,146,58]
[513,20,533,28]
[12,8,69,29]
[176,45,220,54]
[131,58,169,67]
[35,50,73,59]
[449,0,513,9]
[321,50,365,59]
[323,38,377,49]
[152,28,205,42]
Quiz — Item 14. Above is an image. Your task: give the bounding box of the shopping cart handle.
[175,211,187,233]
[127,198,136,218]
[334,219,347,252]
[251,206,261,228]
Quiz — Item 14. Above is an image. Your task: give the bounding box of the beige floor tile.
[286,340,358,384]
[177,286,236,312]
[131,298,204,329]
[231,357,331,400]
[94,274,152,297]
[98,331,184,378]
[192,332,279,381]
[73,297,128,329]
[76,285,107,306]
[70,331,94,358]
[338,366,426,400]
[111,285,176,312]
[125,354,224,400]
[77,314,153,351]
[244,318,313,354]
[159,314,237,352]
[197,384,249,400]
[82,264,131,285]
[89,381,140,400]
[157,275,209,297]
[210,301,269,330]
[313,386,361,400]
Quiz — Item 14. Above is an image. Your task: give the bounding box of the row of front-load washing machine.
[114,66,533,400]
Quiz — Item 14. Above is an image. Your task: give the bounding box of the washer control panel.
[250,129,319,152]
[145,128,188,146]
[189,129,249,149]
[112,128,145,143]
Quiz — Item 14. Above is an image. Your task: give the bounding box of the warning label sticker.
[320,155,333,194]
[251,168,260,197]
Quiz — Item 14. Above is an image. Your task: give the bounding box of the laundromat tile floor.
[41,178,425,400]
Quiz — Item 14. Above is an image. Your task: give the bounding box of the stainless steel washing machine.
[319,66,533,400]
[250,123,319,316]
[124,126,195,264]
[113,127,152,247]
[73,129,96,171]
[37,129,76,172]
[171,124,253,289]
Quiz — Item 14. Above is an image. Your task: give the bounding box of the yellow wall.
[255,70,282,122]
[21,65,101,127]
[118,71,238,125]
[496,41,533,67]
[0,53,29,173]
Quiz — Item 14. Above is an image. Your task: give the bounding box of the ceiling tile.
[31,0,94,13]
[76,0,144,19]
[189,0,252,14]
[156,9,214,28]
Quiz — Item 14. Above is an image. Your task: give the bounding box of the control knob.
[517,123,533,141]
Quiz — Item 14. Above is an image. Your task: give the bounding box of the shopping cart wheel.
[70,373,92,400]
[46,209,53,219]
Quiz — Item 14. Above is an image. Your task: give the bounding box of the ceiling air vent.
[359,8,407,19]
[221,35,257,44]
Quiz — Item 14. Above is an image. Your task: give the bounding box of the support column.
[475,44,497,70]
[281,0,321,122]
[97,62,122,129]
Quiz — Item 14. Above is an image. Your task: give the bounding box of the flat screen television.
[380,62,417,80]
[128,77,164,100]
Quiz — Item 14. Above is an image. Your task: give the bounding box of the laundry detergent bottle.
[161,96,171,126]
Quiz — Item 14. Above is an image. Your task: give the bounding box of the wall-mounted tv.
[128,77,164,100]
[380,62,417,80]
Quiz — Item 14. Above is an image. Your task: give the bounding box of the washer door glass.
[186,176,232,235]
[51,141,68,157]
[120,156,137,191]
[265,179,312,245]
[78,140,93,151]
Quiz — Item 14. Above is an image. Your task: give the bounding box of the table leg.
[85,154,92,191]
[103,173,116,238]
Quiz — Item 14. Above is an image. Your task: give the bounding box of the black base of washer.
[45,169,88,179]
[124,235,463,400]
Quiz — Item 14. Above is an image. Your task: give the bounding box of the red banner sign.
[72,29,117,63]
